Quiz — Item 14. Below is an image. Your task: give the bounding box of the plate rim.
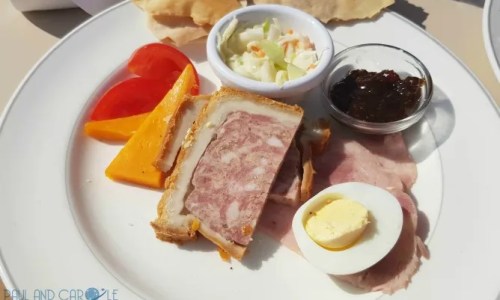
[483,0,500,83]
[0,1,499,297]
[481,0,500,83]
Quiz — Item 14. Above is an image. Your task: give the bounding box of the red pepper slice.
[89,43,200,121]
[90,77,171,121]
[127,43,200,95]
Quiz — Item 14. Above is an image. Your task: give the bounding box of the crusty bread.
[151,87,303,258]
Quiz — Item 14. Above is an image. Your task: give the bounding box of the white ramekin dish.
[206,4,334,99]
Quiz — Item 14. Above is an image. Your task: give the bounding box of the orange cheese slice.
[105,64,196,188]
[84,113,149,142]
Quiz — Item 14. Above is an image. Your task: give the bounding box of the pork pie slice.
[151,87,303,259]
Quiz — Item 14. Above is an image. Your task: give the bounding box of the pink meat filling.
[185,111,299,246]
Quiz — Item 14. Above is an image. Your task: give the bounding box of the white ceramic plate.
[1,2,499,299]
[71,0,123,15]
[484,0,500,82]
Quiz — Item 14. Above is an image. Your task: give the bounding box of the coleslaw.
[217,18,318,85]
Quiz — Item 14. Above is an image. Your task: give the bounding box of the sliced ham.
[390,189,418,232]
[352,133,417,189]
[313,129,417,194]
[335,189,429,294]
[313,125,427,293]
[258,122,427,294]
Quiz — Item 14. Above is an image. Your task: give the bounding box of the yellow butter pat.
[305,196,369,250]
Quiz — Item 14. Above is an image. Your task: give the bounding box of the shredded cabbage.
[217,18,318,85]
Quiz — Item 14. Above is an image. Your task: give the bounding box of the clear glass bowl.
[321,44,433,134]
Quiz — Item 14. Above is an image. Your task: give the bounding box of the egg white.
[292,182,403,275]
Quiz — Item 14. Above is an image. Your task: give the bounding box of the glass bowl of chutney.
[321,43,433,134]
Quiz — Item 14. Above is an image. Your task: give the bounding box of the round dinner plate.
[484,0,500,82]
[1,2,500,299]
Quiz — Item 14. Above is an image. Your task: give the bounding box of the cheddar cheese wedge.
[84,113,149,142]
[105,64,196,188]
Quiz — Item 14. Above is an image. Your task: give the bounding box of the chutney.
[329,69,424,122]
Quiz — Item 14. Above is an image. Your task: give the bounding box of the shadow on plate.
[240,233,281,270]
[404,85,456,163]
[407,190,430,243]
[23,8,90,38]
[389,0,428,29]
[178,232,281,271]
[178,236,220,253]
[198,74,218,94]
[180,39,210,65]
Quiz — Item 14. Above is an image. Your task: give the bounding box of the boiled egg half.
[292,182,403,275]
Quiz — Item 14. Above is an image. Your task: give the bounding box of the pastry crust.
[151,178,200,243]
[214,87,304,117]
[154,95,210,172]
[151,217,199,243]
[198,224,247,260]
